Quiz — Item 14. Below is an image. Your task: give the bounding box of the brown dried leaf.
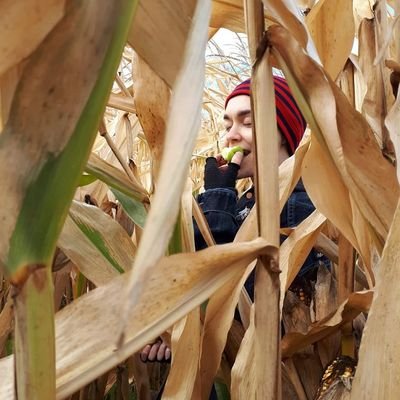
[359,18,395,151]
[128,0,197,87]
[350,202,400,399]
[122,0,211,334]
[268,24,399,265]
[163,309,201,399]
[314,267,340,368]
[306,0,355,80]
[282,291,372,358]
[280,210,326,299]
[0,0,65,76]
[133,56,170,180]
[0,239,271,399]
[231,306,256,400]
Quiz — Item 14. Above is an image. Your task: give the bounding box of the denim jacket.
[195,181,326,298]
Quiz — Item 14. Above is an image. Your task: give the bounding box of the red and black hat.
[225,76,306,155]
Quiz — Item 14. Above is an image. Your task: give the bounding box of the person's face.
[223,95,290,179]
[223,95,254,179]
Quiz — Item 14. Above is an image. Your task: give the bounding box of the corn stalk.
[0,1,139,398]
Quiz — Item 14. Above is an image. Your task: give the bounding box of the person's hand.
[140,338,171,363]
[204,151,243,190]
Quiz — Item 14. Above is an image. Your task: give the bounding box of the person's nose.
[225,123,242,145]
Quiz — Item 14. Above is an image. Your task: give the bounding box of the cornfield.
[1,0,400,399]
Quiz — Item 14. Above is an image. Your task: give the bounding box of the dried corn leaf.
[86,153,148,203]
[211,0,245,32]
[280,210,326,300]
[263,0,309,50]
[163,180,200,399]
[282,290,372,358]
[350,202,400,399]
[359,18,394,150]
[283,292,322,399]
[0,238,271,399]
[0,0,65,77]
[122,0,211,333]
[230,305,256,400]
[163,309,201,399]
[133,55,170,180]
[306,0,355,80]
[0,65,22,130]
[128,0,197,87]
[314,266,340,368]
[279,132,311,211]
[58,201,136,287]
[268,24,398,254]
[385,81,400,182]
[263,0,321,63]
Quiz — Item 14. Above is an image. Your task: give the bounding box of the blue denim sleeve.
[194,188,239,250]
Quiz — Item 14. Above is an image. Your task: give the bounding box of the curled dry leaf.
[306,0,355,80]
[58,201,136,287]
[280,209,326,304]
[282,290,373,358]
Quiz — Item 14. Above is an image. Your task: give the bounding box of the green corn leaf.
[78,173,98,187]
[59,200,136,287]
[111,188,147,229]
[86,153,149,204]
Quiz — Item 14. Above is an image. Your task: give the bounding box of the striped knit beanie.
[224,76,306,155]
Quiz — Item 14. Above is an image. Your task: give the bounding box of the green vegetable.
[221,146,243,162]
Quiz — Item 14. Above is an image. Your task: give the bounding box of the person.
[140,76,326,363]
[195,76,325,299]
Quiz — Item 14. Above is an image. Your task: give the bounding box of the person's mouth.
[243,149,251,157]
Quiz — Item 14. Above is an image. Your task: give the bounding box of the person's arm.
[194,156,242,249]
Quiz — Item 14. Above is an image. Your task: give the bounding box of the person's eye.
[225,125,232,132]
[243,120,252,127]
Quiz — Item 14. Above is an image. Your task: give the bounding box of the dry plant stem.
[282,359,308,400]
[128,355,151,400]
[13,267,55,400]
[246,0,280,397]
[314,233,339,264]
[108,93,136,113]
[99,119,142,187]
[192,197,215,246]
[115,74,132,97]
[338,234,355,358]
[0,294,13,356]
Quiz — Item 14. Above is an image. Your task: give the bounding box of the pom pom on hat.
[225,76,306,155]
